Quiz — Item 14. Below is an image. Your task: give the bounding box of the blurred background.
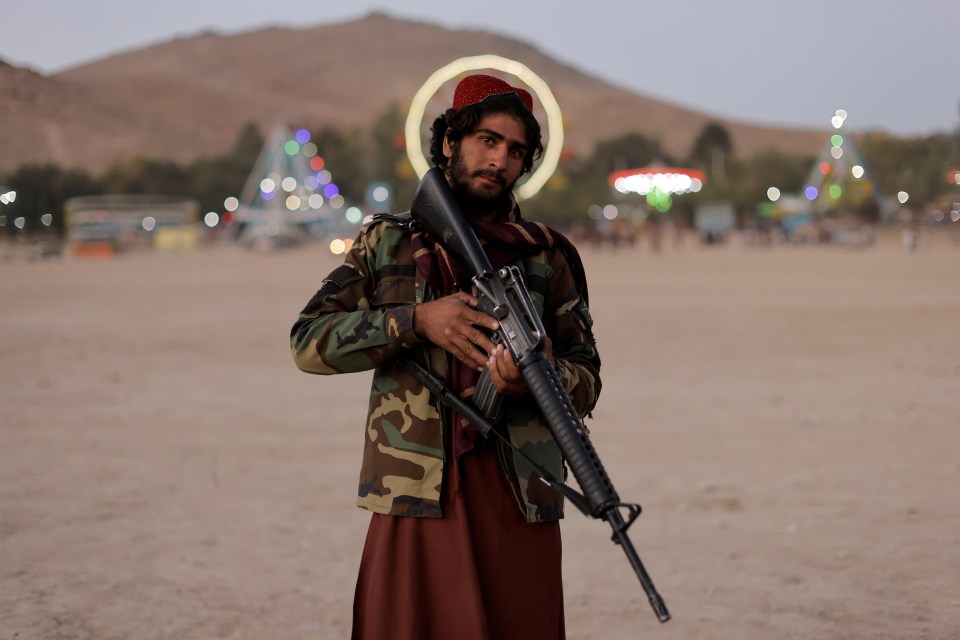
[3,4,959,639]
[1,1,958,257]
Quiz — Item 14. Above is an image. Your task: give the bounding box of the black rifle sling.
[399,356,592,516]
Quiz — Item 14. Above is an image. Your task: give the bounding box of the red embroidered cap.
[452,74,533,112]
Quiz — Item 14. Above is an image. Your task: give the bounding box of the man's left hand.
[485,338,554,395]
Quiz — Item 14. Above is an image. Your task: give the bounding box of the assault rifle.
[408,167,670,623]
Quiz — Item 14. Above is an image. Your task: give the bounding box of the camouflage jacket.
[291,213,601,523]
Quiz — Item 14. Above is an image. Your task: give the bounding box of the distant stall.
[65,195,199,256]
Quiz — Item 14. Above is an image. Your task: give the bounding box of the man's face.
[443,112,528,215]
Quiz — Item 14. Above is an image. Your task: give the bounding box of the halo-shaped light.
[405,54,564,202]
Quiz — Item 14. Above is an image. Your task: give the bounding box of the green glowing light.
[284,140,301,156]
[646,187,672,212]
[831,134,843,147]
[829,184,843,199]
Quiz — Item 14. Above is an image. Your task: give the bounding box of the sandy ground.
[2,228,959,639]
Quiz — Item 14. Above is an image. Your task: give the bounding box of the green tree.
[367,102,419,210]
[4,164,102,235]
[100,157,189,196]
[858,132,952,206]
[312,125,366,203]
[583,132,669,177]
[689,121,733,182]
[185,123,264,213]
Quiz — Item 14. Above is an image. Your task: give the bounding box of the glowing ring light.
[405,55,563,202]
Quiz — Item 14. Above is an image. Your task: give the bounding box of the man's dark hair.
[429,93,543,176]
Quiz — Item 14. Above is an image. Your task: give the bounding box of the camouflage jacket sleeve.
[543,247,602,418]
[290,220,421,374]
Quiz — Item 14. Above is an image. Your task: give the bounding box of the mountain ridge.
[1,12,833,175]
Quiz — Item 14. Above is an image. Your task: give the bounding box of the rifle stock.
[410,167,670,623]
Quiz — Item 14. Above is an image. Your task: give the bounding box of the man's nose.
[487,145,507,169]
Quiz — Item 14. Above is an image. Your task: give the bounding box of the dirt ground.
[2,228,958,639]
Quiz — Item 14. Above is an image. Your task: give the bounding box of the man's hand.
[485,337,554,396]
[413,292,499,370]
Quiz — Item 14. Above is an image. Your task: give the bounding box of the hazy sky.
[4,1,958,136]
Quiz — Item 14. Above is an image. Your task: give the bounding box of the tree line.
[2,104,957,238]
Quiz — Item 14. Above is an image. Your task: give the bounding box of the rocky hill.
[1,12,830,175]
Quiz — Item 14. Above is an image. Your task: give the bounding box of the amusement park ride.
[232,124,354,250]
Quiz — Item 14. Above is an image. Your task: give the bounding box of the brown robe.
[352,439,565,640]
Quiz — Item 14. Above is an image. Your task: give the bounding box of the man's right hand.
[412,293,500,370]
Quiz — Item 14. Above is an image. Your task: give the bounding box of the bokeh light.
[329,194,345,209]
[830,146,843,159]
[831,109,847,129]
[330,238,346,255]
[829,184,843,199]
[819,162,831,175]
[14,217,25,229]
[602,205,618,220]
[611,169,704,196]
[281,177,297,192]
[285,195,301,210]
[142,216,156,231]
[831,135,844,147]
[260,178,276,194]
[851,165,865,179]
[204,212,219,227]
[302,142,318,157]
[40,213,53,226]
[345,207,364,224]
[767,187,781,201]
[224,196,239,211]
[372,186,390,203]
[897,191,909,204]
[308,194,324,209]
[284,140,300,156]
[645,187,672,212]
[805,186,819,200]
[295,129,311,144]
[310,157,325,171]
[323,183,340,198]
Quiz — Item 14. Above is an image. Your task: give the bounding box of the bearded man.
[291,74,601,640]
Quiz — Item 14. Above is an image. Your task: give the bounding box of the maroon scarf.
[411,197,588,459]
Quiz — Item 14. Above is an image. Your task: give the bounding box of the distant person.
[291,74,601,640]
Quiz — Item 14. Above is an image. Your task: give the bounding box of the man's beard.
[447,145,518,217]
